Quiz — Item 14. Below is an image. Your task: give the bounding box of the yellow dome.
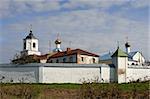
[55,39,61,44]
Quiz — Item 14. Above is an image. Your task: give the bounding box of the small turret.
[125,42,131,54]
[53,33,62,52]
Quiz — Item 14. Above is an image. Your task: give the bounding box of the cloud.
[0,0,61,18]
[130,0,149,8]
[0,0,149,63]
[1,0,148,19]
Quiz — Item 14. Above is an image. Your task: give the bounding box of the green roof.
[111,47,128,57]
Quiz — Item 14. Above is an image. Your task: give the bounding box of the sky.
[0,0,149,63]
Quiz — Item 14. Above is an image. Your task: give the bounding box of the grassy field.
[0,82,149,99]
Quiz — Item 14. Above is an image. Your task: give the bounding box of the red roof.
[49,48,99,58]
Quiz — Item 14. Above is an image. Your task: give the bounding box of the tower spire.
[30,24,32,31]
[126,36,129,43]
[117,41,120,49]
[29,24,33,34]
[57,33,60,40]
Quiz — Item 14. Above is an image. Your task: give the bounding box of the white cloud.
[0,0,61,18]
[1,0,148,19]
[0,0,149,63]
[130,0,149,8]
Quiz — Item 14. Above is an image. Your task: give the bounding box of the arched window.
[81,57,84,62]
[132,63,135,65]
[93,58,96,63]
[33,42,36,48]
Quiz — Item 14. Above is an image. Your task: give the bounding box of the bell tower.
[21,26,41,56]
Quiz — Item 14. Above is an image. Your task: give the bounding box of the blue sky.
[0,0,149,63]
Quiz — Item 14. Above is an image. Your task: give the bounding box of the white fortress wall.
[41,67,101,83]
[2,63,150,83]
[40,63,111,83]
[0,63,112,83]
[126,65,150,82]
[101,65,115,83]
[0,64,39,83]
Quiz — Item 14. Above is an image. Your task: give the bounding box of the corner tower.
[111,47,128,83]
[21,29,41,56]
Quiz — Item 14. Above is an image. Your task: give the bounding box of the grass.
[0,81,149,99]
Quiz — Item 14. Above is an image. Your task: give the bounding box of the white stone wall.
[0,65,39,83]
[126,66,150,82]
[1,63,149,83]
[101,66,110,83]
[41,67,101,83]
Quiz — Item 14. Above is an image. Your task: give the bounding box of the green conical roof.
[111,47,128,57]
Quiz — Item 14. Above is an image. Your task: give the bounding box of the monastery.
[0,29,149,83]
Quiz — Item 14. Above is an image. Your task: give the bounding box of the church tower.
[125,37,131,54]
[125,42,131,54]
[21,28,41,56]
[53,33,62,52]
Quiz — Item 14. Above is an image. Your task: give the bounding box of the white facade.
[21,30,41,56]
[24,39,39,52]
[78,55,99,64]
[132,52,145,64]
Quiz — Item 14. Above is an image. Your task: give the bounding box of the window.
[56,59,59,63]
[63,58,66,63]
[69,57,73,62]
[132,63,135,65]
[33,42,36,48]
[50,60,53,63]
[93,58,96,63]
[81,57,84,62]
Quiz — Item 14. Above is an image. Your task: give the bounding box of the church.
[13,28,146,66]
[100,41,145,66]
[12,29,100,64]
[0,29,149,84]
